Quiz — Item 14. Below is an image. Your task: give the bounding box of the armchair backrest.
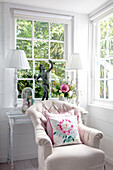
[30,100,84,126]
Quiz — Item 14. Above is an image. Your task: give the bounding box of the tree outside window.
[16,19,66,98]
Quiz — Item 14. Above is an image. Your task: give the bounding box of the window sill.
[17,98,59,107]
[88,99,113,110]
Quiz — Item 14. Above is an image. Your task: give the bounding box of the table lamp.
[66,53,82,105]
[5,49,30,113]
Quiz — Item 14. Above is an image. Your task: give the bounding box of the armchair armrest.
[26,106,52,160]
[35,126,53,160]
[79,123,103,149]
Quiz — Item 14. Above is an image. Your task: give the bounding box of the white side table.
[6,110,31,170]
[81,109,88,125]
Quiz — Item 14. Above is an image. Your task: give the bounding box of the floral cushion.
[45,109,75,142]
[49,116,82,146]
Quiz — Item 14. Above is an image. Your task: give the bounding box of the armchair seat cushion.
[45,144,105,170]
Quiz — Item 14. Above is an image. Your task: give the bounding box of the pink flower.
[68,130,71,133]
[61,84,69,93]
[71,125,73,128]
[59,90,62,93]
[57,119,74,136]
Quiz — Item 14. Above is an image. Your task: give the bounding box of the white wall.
[75,14,88,108]
[0,2,38,159]
[0,3,5,108]
[87,105,113,165]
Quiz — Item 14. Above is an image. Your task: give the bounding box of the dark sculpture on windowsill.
[34,60,53,101]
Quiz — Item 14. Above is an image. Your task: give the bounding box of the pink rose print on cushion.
[61,84,69,93]
[57,119,74,136]
[50,116,82,146]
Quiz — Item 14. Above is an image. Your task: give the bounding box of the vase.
[59,96,67,102]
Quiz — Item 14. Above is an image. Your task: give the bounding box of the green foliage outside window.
[98,17,113,99]
[18,80,33,98]
[50,23,64,41]
[16,19,65,98]
[16,39,32,58]
[17,19,32,38]
[50,42,64,59]
[17,60,33,78]
[34,21,49,40]
[51,61,65,80]
[34,41,49,59]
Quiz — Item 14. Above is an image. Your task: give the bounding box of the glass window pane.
[106,60,109,78]
[100,64,104,78]
[105,59,113,79]
[17,60,33,78]
[16,40,32,58]
[109,38,113,55]
[18,80,33,98]
[17,19,32,38]
[50,23,64,41]
[106,80,113,100]
[50,42,64,59]
[100,50,107,58]
[100,39,107,58]
[100,80,104,98]
[109,17,113,37]
[51,80,59,98]
[35,60,49,75]
[100,20,107,39]
[34,21,49,40]
[34,41,49,59]
[106,69,109,78]
[51,61,65,80]
[108,59,113,78]
[110,59,113,66]
[35,81,44,98]
[106,80,108,99]
[100,40,107,50]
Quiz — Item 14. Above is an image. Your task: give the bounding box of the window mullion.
[98,22,100,99]
[49,22,50,60]
[49,22,52,98]
[96,22,100,99]
[32,20,35,99]
[104,18,109,99]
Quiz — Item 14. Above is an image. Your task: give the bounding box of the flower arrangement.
[52,77,76,100]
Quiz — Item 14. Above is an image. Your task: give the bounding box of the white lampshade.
[66,53,82,70]
[5,49,30,69]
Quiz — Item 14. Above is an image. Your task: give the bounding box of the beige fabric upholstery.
[79,123,103,149]
[26,99,105,170]
[45,144,105,170]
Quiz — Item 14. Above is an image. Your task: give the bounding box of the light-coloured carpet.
[0,159,113,170]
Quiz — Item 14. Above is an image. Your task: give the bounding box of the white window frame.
[12,9,73,100]
[91,12,113,107]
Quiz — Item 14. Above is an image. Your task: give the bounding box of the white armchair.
[26,100,105,170]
